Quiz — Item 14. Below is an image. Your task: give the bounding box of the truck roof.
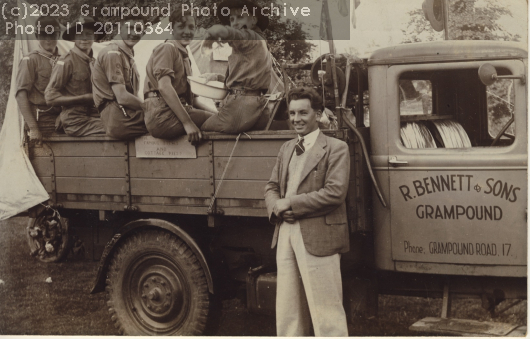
[368,40,528,65]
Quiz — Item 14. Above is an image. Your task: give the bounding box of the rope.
[207,133,251,213]
[39,202,61,219]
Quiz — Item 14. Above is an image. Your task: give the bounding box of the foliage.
[402,0,521,43]
[188,0,314,64]
[401,0,522,136]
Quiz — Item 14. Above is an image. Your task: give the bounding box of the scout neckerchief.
[35,45,60,67]
[70,45,95,70]
[167,39,194,105]
[116,40,140,96]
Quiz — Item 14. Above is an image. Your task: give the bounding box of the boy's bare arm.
[46,93,93,107]
[111,83,143,111]
[157,76,202,144]
[206,25,231,40]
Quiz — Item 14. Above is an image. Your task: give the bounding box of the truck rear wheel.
[26,209,70,263]
[106,230,210,335]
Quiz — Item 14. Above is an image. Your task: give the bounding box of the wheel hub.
[137,266,185,321]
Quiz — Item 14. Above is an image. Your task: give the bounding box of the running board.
[410,317,526,336]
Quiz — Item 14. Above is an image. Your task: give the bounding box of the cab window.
[399,68,515,149]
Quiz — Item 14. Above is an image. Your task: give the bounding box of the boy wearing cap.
[143,11,214,142]
[200,0,272,134]
[91,18,148,140]
[45,17,105,137]
[16,16,63,143]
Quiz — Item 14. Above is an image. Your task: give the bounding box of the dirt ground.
[0,216,526,336]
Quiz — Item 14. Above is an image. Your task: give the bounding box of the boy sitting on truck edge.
[44,16,106,137]
[91,17,148,140]
[199,0,272,134]
[143,11,215,143]
[16,16,63,143]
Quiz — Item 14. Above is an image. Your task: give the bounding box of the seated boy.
[45,16,105,137]
[16,16,63,143]
[200,0,272,134]
[91,17,148,140]
[143,11,214,143]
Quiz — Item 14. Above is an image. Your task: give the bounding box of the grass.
[0,216,526,335]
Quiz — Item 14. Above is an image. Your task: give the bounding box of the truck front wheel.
[106,230,210,335]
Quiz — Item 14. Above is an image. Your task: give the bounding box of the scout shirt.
[224,27,271,91]
[91,40,140,109]
[144,40,193,105]
[16,46,60,106]
[45,46,94,105]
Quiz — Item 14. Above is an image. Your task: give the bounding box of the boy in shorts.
[200,0,272,134]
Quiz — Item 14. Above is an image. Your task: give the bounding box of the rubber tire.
[26,215,70,263]
[106,230,210,335]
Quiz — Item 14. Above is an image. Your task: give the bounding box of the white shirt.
[298,128,320,152]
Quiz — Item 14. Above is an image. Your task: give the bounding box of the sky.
[303,0,528,58]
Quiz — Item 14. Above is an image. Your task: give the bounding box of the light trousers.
[276,221,348,337]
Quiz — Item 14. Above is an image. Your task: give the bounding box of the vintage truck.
[26,40,527,336]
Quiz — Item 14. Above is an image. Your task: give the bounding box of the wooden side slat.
[57,193,126,203]
[132,196,210,206]
[214,157,276,180]
[213,140,286,157]
[55,157,125,178]
[38,177,53,193]
[56,177,126,195]
[216,180,267,200]
[132,179,265,200]
[130,158,210,179]
[131,179,211,197]
[32,158,53,177]
[48,141,126,157]
[61,201,128,211]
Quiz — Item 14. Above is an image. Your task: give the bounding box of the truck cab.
[367,41,527,330]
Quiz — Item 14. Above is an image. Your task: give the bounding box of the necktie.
[295,137,305,156]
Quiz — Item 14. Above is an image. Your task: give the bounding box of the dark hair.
[288,87,323,110]
[169,10,194,28]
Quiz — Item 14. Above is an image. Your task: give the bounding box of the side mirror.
[478,63,526,86]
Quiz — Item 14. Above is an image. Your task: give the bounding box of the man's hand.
[273,198,291,217]
[28,128,42,145]
[281,210,296,224]
[183,121,202,145]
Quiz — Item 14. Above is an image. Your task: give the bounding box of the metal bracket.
[441,282,452,319]
[207,141,217,226]
[124,141,133,211]
[49,147,57,204]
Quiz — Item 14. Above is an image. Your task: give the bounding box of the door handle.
[389,156,408,166]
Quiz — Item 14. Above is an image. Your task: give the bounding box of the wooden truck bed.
[28,129,371,231]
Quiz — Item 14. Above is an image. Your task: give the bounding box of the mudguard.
[90,218,214,294]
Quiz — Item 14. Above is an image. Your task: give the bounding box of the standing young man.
[45,16,105,137]
[265,87,350,337]
[200,0,272,134]
[16,16,63,143]
[91,17,148,140]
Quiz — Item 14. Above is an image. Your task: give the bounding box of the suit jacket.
[264,132,350,257]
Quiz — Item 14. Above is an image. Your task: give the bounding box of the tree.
[402,0,521,43]
[187,0,314,64]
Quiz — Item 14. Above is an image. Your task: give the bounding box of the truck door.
[386,59,527,276]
